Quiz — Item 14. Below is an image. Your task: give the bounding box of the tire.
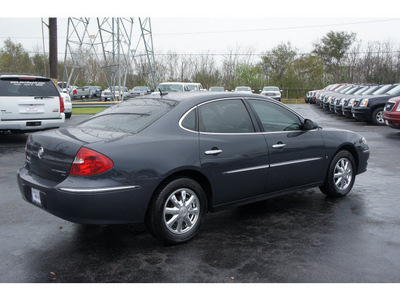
[319,150,356,198]
[146,178,207,244]
[371,107,384,125]
[65,113,71,119]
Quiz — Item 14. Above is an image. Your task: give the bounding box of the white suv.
[260,86,282,101]
[0,75,65,133]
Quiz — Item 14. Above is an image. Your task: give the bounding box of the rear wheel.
[320,150,356,197]
[146,177,207,244]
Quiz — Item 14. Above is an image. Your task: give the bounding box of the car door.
[198,98,269,206]
[247,99,326,193]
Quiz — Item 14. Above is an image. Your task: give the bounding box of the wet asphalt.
[1,104,399,283]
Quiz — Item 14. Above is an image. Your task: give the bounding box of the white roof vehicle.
[151,82,190,95]
[0,75,65,133]
[234,86,253,93]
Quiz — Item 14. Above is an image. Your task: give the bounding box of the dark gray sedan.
[17,92,370,244]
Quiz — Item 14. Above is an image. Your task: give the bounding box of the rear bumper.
[17,166,157,224]
[0,115,65,131]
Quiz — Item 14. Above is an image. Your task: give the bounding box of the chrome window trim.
[58,185,140,193]
[178,97,312,135]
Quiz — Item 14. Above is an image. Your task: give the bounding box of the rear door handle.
[205,149,223,155]
[272,143,286,149]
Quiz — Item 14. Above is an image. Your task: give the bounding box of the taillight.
[73,90,77,95]
[59,96,64,113]
[69,147,113,176]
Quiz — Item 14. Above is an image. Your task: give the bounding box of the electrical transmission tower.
[62,17,157,101]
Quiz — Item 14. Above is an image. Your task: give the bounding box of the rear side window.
[0,78,59,97]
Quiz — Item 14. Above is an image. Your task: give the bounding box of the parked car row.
[58,82,103,100]
[306,83,400,127]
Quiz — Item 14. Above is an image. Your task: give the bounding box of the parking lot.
[1,104,400,283]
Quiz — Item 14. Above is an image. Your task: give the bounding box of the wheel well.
[334,145,359,173]
[145,170,213,218]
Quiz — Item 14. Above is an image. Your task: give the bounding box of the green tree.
[0,39,33,74]
[234,63,263,90]
[312,31,356,82]
[260,42,297,86]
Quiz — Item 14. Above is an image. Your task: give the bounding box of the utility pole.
[49,18,58,80]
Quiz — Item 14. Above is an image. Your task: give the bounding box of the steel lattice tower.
[62,17,157,100]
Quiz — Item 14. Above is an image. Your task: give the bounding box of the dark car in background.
[352,84,400,125]
[306,83,346,104]
[127,86,151,98]
[17,92,369,244]
[383,96,400,129]
[84,86,103,98]
[333,85,381,115]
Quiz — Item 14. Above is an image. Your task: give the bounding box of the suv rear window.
[0,78,59,97]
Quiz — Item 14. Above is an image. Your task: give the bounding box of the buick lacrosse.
[18,92,369,244]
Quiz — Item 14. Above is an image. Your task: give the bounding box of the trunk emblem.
[38,147,44,159]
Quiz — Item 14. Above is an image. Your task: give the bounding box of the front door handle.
[205,149,223,155]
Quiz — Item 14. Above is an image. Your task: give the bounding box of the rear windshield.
[0,78,59,97]
[78,98,178,133]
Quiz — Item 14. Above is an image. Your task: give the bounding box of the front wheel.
[146,178,207,244]
[371,107,384,125]
[319,150,356,197]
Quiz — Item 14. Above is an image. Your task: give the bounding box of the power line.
[2,18,400,40]
[153,18,400,36]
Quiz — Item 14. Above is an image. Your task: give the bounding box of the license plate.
[26,106,38,112]
[31,188,42,206]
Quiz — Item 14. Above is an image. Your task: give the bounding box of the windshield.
[353,86,369,95]
[187,84,200,91]
[262,87,279,91]
[236,87,251,91]
[372,85,396,95]
[156,84,184,92]
[110,86,124,91]
[386,84,400,96]
[210,87,224,91]
[133,86,147,91]
[360,86,379,95]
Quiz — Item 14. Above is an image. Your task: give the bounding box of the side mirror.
[303,119,319,130]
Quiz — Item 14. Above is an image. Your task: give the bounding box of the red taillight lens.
[73,90,77,95]
[69,147,113,176]
[59,96,64,113]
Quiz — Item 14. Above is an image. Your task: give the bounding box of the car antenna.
[159,88,168,96]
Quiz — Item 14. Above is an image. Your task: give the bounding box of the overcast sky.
[1,0,399,59]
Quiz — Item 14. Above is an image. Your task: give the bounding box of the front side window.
[248,99,302,132]
[199,99,254,133]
